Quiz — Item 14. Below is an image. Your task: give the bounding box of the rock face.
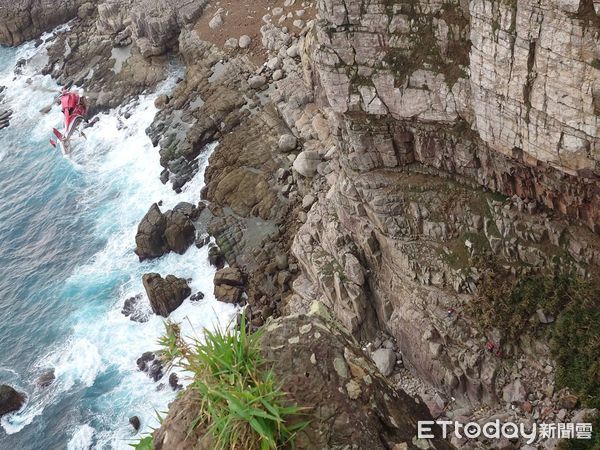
[0,0,88,46]
[285,0,600,409]
[135,203,195,261]
[142,273,191,317]
[213,267,244,304]
[308,0,599,231]
[153,308,452,450]
[0,385,25,417]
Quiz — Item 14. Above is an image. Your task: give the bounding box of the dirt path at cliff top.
[195,0,316,64]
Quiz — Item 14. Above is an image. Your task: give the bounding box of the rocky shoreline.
[1,0,598,448]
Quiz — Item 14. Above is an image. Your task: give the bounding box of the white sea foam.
[0,28,235,445]
[67,424,95,450]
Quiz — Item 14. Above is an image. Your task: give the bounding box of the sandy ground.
[195,0,316,64]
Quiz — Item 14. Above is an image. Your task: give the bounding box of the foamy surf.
[0,25,235,448]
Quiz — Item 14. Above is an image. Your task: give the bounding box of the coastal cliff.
[0,0,598,448]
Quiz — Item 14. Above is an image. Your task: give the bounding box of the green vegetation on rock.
[158,316,307,450]
[468,268,600,412]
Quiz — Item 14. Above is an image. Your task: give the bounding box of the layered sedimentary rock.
[307,0,599,230]
[287,0,600,408]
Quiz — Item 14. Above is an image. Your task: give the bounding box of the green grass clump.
[158,316,307,450]
[130,436,153,450]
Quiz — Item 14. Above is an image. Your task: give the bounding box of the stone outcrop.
[0,0,88,46]
[307,0,600,231]
[0,384,25,417]
[153,307,453,450]
[142,273,191,317]
[277,0,600,411]
[134,203,195,261]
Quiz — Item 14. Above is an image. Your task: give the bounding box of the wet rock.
[134,204,168,260]
[213,267,245,304]
[189,291,205,302]
[278,134,297,152]
[137,351,163,381]
[142,273,191,317]
[371,348,396,376]
[207,244,226,269]
[169,373,182,391]
[121,294,150,323]
[36,369,55,388]
[129,415,141,431]
[0,385,25,417]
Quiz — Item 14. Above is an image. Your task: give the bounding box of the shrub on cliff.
[157,316,307,450]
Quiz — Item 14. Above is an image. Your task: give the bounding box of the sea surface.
[0,30,235,449]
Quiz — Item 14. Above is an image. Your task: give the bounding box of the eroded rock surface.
[142,273,191,317]
[135,203,195,260]
[153,308,453,450]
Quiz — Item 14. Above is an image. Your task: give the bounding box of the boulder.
[134,204,195,260]
[134,203,168,260]
[558,393,578,410]
[129,415,141,431]
[239,35,251,48]
[209,13,223,30]
[169,373,182,391]
[213,267,244,304]
[292,150,320,178]
[0,385,25,417]
[278,134,297,152]
[142,273,191,317]
[502,379,527,404]
[121,294,150,323]
[207,244,226,269]
[248,75,267,89]
[371,348,396,376]
[163,210,196,255]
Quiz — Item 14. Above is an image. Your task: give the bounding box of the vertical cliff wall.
[290,0,600,406]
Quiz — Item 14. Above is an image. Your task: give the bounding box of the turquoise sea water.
[0,33,235,449]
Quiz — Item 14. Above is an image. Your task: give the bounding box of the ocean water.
[0,32,236,449]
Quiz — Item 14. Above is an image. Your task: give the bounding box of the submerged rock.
[142,273,191,317]
[137,351,163,382]
[121,294,150,323]
[36,369,56,388]
[0,385,25,417]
